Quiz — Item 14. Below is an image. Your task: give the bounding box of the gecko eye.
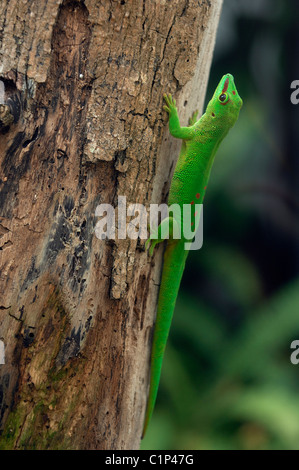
[218,93,228,103]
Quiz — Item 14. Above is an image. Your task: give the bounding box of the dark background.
[142,0,299,450]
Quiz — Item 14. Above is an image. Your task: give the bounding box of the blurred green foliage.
[142,280,299,449]
[142,0,299,450]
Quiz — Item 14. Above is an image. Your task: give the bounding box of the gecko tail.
[142,351,164,439]
[142,241,188,439]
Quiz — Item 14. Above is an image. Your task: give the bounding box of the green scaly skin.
[142,74,243,438]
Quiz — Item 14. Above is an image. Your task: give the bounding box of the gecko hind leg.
[145,217,180,256]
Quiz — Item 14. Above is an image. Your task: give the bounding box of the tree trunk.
[0,0,222,450]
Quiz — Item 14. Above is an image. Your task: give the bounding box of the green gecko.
[142,73,243,438]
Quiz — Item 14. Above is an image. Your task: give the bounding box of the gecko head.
[207,73,243,129]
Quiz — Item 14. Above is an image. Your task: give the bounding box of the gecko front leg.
[163,94,196,140]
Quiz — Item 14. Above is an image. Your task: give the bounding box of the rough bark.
[0,0,222,450]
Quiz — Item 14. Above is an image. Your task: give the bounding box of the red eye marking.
[191,222,194,226]
[204,186,207,190]
[212,112,215,117]
[222,77,229,94]
[191,201,194,205]
[196,193,200,199]
[232,90,236,95]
